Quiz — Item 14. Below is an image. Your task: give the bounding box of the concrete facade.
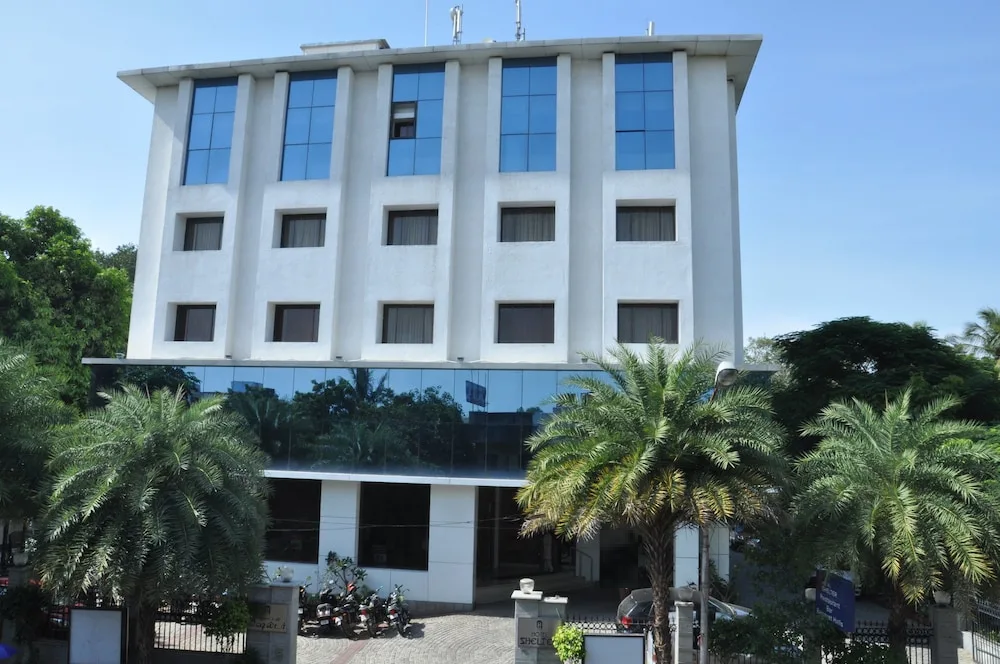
[117,34,760,609]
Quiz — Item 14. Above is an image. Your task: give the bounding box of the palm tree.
[793,389,1000,655]
[0,338,66,522]
[516,342,787,663]
[952,307,1000,373]
[36,386,270,664]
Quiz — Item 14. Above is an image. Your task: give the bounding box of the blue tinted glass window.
[614,53,674,171]
[184,79,238,185]
[281,72,337,181]
[500,58,557,173]
[388,64,446,176]
[500,134,528,172]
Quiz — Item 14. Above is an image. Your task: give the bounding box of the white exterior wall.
[124,36,756,605]
[126,45,746,363]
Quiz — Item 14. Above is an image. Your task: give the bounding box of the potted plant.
[552,623,585,664]
[274,566,294,583]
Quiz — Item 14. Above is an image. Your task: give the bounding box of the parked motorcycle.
[314,581,338,634]
[387,584,411,637]
[332,582,362,639]
[360,587,387,638]
[297,586,309,635]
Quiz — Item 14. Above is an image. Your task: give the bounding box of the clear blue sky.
[1,0,997,341]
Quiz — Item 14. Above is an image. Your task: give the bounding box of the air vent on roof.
[300,39,390,55]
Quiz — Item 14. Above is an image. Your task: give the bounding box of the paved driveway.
[297,607,514,664]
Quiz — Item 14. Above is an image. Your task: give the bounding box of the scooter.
[332,582,362,639]
[359,586,386,638]
[387,584,411,637]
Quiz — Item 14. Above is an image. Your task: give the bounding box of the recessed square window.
[497,303,554,344]
[616,206,676,241]
[280,214,326,248]
[386,210,438,246]
[500,207,555,242]
[174,305,216,342]
[618,303,679,344]
[381,305,434,344]
[273,304,320,342]
[183,217,223,251]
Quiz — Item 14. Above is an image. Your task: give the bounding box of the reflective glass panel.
[184,151,209,185]
[263,367,295,399]
[500,134,528,172]
[645,130,675,169]
[413,138,441,175]
[387,368,422,395]
[187,114,213,150]
[522,370,558,412]
[392,72,420,102]
[292,368,326,394]
[643,58,673,92]
[282,73,336,182]
[529,64,557,94]
[415,99,443,138]
[421,370,455,398]
[528,95,556,134]
[387,139,416,176]
[418,70,445,100]
[527,134,556,172]
[500,96,529,135]
[234,366,265,386]
[644,91,673,131]
[192,86,217,114]
[501,66,530,96]
[616,92,645,131]
[202,366,235,394]
[205,149,231,184]
[487,370,522,413]
[615,62,644,92]
[615,132,645,170]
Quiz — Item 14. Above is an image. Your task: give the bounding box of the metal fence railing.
[974,601,1000,663]
[155,603,246,654]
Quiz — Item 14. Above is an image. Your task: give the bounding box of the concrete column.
[673,601,695,664]
[427,484,476,610]
[674,525,699,587]
[930,606,961,664]
[247,584,298,664]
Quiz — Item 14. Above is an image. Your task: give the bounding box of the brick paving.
[296,608,514,664]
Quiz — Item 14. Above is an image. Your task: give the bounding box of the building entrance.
[474,487,571,587]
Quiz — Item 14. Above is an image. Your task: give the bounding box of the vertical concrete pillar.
[673,601,695,664]
[930,605,961,664]
[247,584,299,664]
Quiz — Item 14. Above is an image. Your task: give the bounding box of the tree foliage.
[516,342,787,663]
[770,317,1000,456]
[36,386,270,664]
[793,389,1000,654]
[951,307,1000,375]
[0,338,69,519]
[94,243,137,284]
[0,207,131,408]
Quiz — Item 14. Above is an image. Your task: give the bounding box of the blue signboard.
[815,570,856,632]
[465,381,487,407]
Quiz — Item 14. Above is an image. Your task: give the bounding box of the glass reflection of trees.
[224,368,466,475]
[92,364,617,478]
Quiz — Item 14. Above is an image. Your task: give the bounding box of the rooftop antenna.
[646,20,655,36]
[424,0,429,46]
[450,5,464,45]
[514,0,525,41]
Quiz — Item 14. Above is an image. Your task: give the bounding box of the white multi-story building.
[97,33,761,610]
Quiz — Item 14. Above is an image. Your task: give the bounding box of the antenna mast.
[450,5,464,44]
[424,0,430,46]
[646,21,655,36]
[514,0,525,41]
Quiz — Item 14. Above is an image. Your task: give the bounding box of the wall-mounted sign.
[465,380,487,407]
[516,617,560,649]
[250,603,288,633]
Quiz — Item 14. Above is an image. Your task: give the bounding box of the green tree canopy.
[37,386,269,664]
[951,307,1000,375]
[771,317,1000,456]
[793,389,1000,655]
[516,342,787,663]
[0,207,131,408]
[94,243,137,284]
[0,339,69,520]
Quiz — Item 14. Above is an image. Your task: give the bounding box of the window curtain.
[282,215,325,248]
[384,306,434,343]
[497,305,555,343]
[185,219,223,250]
[501,208,555,242]
[176,306,215,341]
[389,213,438,245]
[616,207,676,241]
[276,306,320,342]
[618,304,678,343]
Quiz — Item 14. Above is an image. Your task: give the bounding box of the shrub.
[552,623,585,663]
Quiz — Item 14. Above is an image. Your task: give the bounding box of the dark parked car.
[615,588,751,640]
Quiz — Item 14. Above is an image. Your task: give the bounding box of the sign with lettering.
[815,570,856,632]
[516,617,560,649]
[250,603,288,633]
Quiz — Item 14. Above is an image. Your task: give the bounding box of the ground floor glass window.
[358,482,430,570]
